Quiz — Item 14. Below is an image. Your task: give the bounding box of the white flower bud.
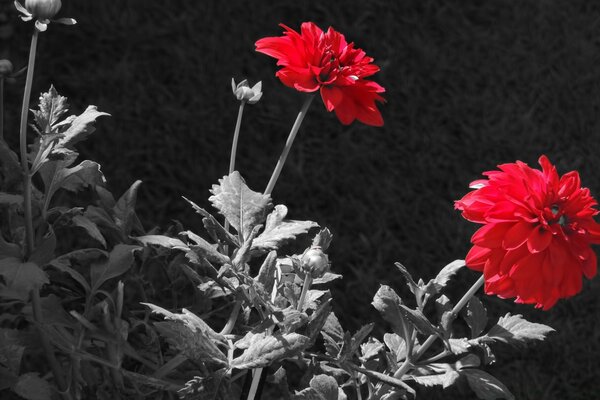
[231,78,263,104]
[25,0,62,20]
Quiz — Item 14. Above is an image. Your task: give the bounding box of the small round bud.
[0,60,14,77]
[25,0,62,20]
[301,247,329,279]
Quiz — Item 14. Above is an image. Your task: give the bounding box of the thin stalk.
[264,95,314,195]
[19,28,39,258]
[32,287,72,400]
[229,101,246,174]
[1,78,5,141]
[224,101,246,254]
[296,274,312,312]
[220,299,241,335]
[392,276,485,380]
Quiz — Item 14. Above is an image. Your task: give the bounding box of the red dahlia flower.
[455,156,600,309]
[255,22,385,126]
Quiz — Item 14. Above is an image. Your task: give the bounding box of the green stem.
[296,274,313,311]
[264,95,314,195]
[229,101,245,174]
[32,287,72,400]
[19,28,39,258]
[1,78,5,141]
[220,299,241,335]
[392,276,485,380]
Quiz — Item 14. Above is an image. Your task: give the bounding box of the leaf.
[0,329,25,373]
[410,370,460,389]
[397,303,440,336]
[112,180,143,235]
[183,197,240,247]
[482,313,554,346]
[251,205,318,253]
[430,259,465,291]
[32,85,69,133]
[230,332,309,370]
[394,263,422,297]
[135,235,189,251]
[147,305,227,366]
[0,259,48,300]
[309,374,339,400]
[311,228,333,251]
[71,215,106,248]
[360,337,384,362]
[383,333,407,363]
[256,250,277,291]
[182,231,230,265]
[306,299,332,345]
[0,235,21,260]
[371,285,406,336]
[209,171,272,239]
[462,369,515,400]
[45,160,106,206]
[0,193,22,206]
[12,373,52,400]
[90,244,139,291]
[463,297,487,338]
[341,323,374,360]
[55,105,110,149]
[179,368,232,400]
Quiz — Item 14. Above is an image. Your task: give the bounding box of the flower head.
[301,246,330,279]
[14,0,76,31]
[231,78,263,104]
[455,155,600,309]
[0,60,13,77]
[255,22,385,126]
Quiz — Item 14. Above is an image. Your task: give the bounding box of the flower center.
[550,204,567,226]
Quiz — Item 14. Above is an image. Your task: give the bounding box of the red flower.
[455,156,600,309]
[255,22,385,127]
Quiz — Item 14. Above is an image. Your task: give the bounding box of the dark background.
[3,0,600,398]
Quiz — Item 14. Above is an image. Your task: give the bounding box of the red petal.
[465,246,490,271]
[502,221,532,250]
[581,247,597,279]
[471,223,512,248]
[320,86,343,112]
[527,225,552,253]
[276,69,319,92]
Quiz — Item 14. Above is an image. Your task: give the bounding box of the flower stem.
[392,275,484,379]
[296,274,312,311]
[0,77,5,141]
[229,101,246,175]
[264,95,314,195]
[220,299,241,335]
[19,28,39,258]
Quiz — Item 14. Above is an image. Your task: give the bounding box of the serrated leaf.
[462,369,515,400]
[179,368,231,400]
[312,272,342,285]
[308,374,339,400]
[230,332,309,370]
[252,205,318,253]
[430,259,465,291]
[135,235,189,251]
[90,244,139,291]
[257,250,277,291]
[209,171,272,239]
[482,313,554,346]
[32,85,69,133]
[276,307,308,333]
[360,336,384,362]
[307,299,332,345]
[394,263,422,297]
[410,370,460,389]
[0,259,48,300]
[13,373,52,400]
[143,303,224,343]
[464,297,487,338]
[55,105,110,149]
[182,230,230,265]
[341,323,374,360]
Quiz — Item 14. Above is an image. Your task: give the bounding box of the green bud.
[231,78,263,104]
[25,0,62,20]
[301,247,329,279]
[0,60,13,77]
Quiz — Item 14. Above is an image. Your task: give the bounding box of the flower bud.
[301,247,329,279]
[25,0,62,20]
[231,78,263,104]
[0,60,13,77]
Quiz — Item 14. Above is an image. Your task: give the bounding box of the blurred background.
[2,0,600,398]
